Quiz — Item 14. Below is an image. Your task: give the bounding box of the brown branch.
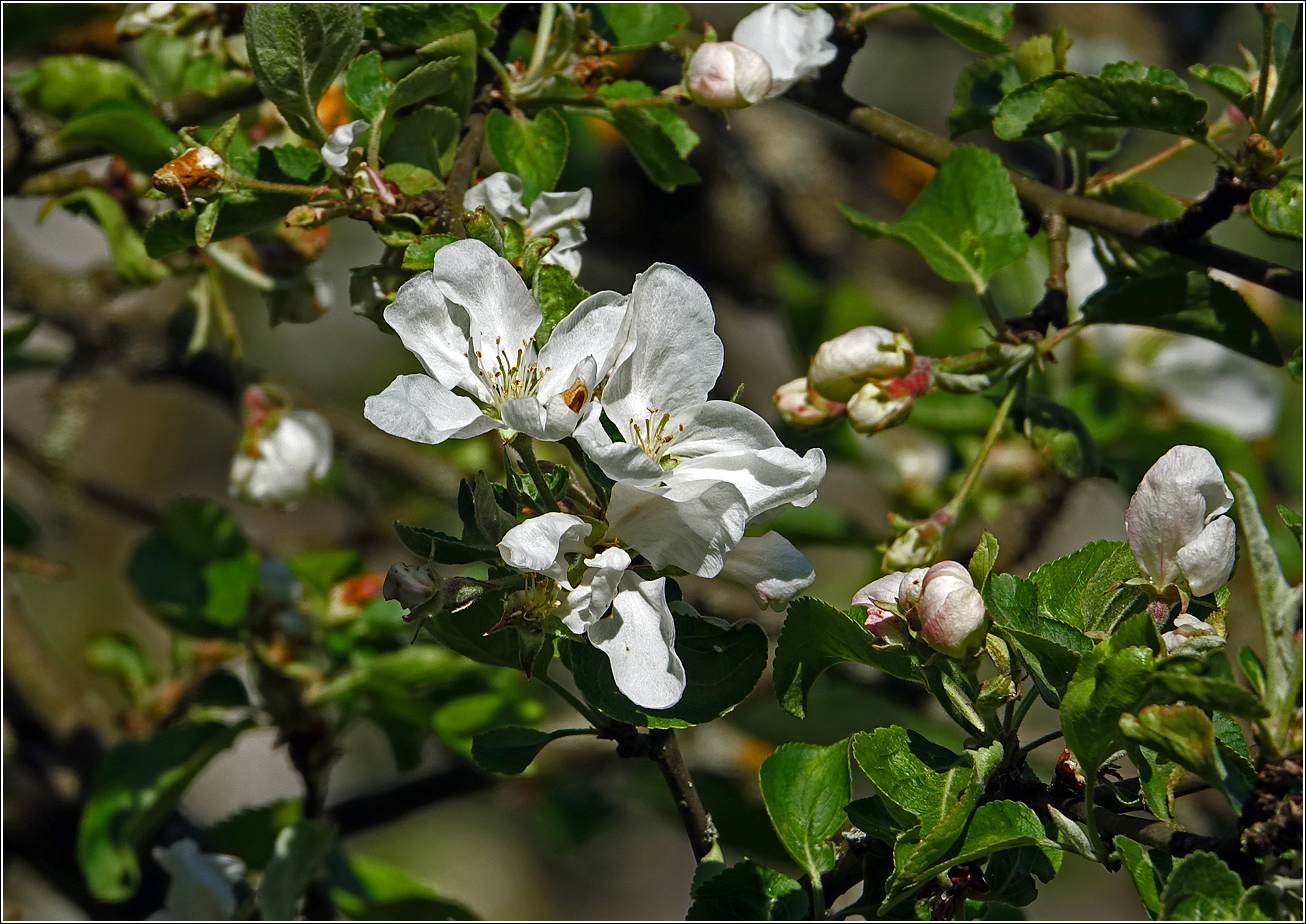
[441,89,495,239]
[648,728,718,862]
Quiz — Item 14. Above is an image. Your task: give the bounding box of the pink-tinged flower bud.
[1161,613,1218,652]
[853,573,908,644]
[773,377,845,428]
[918,563,987,658]
[896,567,929,612]
[847,382,913,434]
[383,563,437,612]
[686,41,773,109]
[809,327,913,402]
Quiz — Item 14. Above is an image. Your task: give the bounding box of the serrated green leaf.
[592,3,689,52]
[372,4,497,49]
[471,726,591,775]
[842,145,1028,293]
[1126,742,1177,822]
[1114,836,1171,919]
[386,57,461,116]
[345,50,393,121]
[772,597,919,718]
[430,683,545,761]
[994,70,1208,141]
[1151,668,1268,718]
[1250,175,1303,241]
[1060,645,1155,772]
[532,264,589,343]
[384,162,440,195]
[1119,704,1231,799]
[259,819,336,921]
[1029,540,1146,634]
[325,850,477,921]
[418,591,535,670]
[968,531,999,590]
[686,859,807,921]
[383,105,461,176]
[78,720,250,901]
[59,100,177,173]
[1277,505,1303,546]
[845,795,905,844]
[415,29,477,121]
[209,799,303,870]
[850,727,963,827]
[567,603,768,728]
[1159,851,1245,920]
[949,47,1025,137]
[1080,270,1282,366]
[244,3,364,143]
[84,633,156,702]
[48,189,166,286]
[485,108,568,205]
[1188,64,1254,116]
[913,3,1013,54]
[759,740,851,884]
[401,234,460,271]
[983,573,1093,707]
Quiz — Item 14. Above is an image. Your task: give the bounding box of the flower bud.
[383,563,438,612]
[230,404,333,509]
[773,377,845,428]
[1161,613,1219,653]
[847,382,912,434]
[852,573,908,644]
[686,41,773,109]
[896,567,929,612]
[809,327,913,402]
[918,562,987,658]
[883,526,943,573]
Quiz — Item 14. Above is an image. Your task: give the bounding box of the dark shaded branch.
[648,729,718,862]
[441,89,494,238]
[331,763,494,836]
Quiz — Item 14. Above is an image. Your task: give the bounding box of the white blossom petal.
[321,120,369,175]
[589,574,686,709]
[462,172,529,223]
[1125,445,1233,590]
[364,374,498,444]
[383,272,483,396]
[720,532,815,609]
[559,546,631,633]
[605,479,751,578]
[428,240,542,363]
[573,405,668,485]
[536,292,627,399]
[230,410,333,508]
[1177,515,1237,597]
[498,512,593,586]
[1148,336,1283,440]
[152,840,244,921]
[732,3,836,95]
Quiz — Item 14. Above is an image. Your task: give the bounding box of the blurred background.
[4,3,1302,919]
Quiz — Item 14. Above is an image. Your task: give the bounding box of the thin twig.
[648,729,718,861]
[442,96,492,238]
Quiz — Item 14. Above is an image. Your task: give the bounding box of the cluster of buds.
[853,559,988,659]
[774,326,927,434]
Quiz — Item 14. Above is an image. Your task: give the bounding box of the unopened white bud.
[918,562,987,658]
[847,382,912,434]
[773,377,844,427]
[809,327,913,401]
[686,41,773,109]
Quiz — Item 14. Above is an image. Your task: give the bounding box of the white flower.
[364,240,625,444]
[463,172,592,275]
[917,561,987,658]
[230,409,333,508]
[686,41,774,109]
[497,516,686,708]
[575,263,825,577]
[1161,613,1220,653]
[808,326,914,402]
[853,572,909,644]
[732,2,838,96]
[321,120,369,175]
[148,840,244,921]
[1125,445,1237,598]
[719,531,816,609]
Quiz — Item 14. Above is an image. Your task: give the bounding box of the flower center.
[629,408,685,470]
[469,336,551,411]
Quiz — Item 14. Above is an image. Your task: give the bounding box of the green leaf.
[418,592,522,670]
[1278,505,1304,546]
[759,740,851,884]
[386,57,461,116]
[772,596,919,718]
[1060,645,1155,772]
[1119,704,1229,798]
[383,106,461,176]
[84,633,156,702]
[470,726,590,775]
[1080,270,1282,366]
[231,143,327,184]
[384,162,440,195]
[592,3,689,52]
[209,800,303,870]
[1125,742,1177,821]
[1014,395,1114,480]
[244,3,364,142]
[259,819,336,921]
[78,720,249,901]
[402,234,460,271]
[1188,64,1254,116]
[20,55,151,119]
[393,519,496,564]
[345,50,393,121]
[372,4,497,49]
[1158,851,1245,920]
[949,48,1024,137]
[59,100,177,174]
[1028,540,1146,634]
[981,842,1060,907]
[567,604,768,728]
[532,264,589,342]
[1114,836,1171,919]
[145,186,307,258]
[993,68,1208,141]
[686,860,807,921]
[850,727,964,827]
[968,530,999,591]
[415,29,477,121]
[1250,175,1303,241]
[286,548,360,598]
[47,189,166,286]
[1151,668,1268,718]
[325,850,477,920]
[587,83,700,191]
[202,555,260,628]
[845,795,906,844]
[431,685,545,761]
[485,109,568,205]
[913,4,1013,54]
[842,145,1028,293]
[983,572,1093,707]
